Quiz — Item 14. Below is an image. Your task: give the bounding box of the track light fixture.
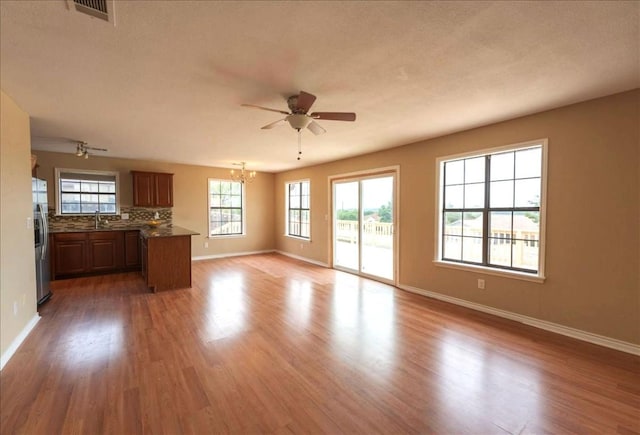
[74,141,108,159]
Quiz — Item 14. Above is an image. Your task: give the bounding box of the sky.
[334,176,394,211]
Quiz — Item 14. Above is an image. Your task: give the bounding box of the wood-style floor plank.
[1,253,639,434]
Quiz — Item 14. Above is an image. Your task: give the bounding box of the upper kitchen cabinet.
[131,171,173,207]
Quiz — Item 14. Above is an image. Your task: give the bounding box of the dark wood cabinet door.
[154,173,173,207]
[132,172,154,207]
[54,238,86,276]
[88,240,118,271]
[132,171,173,207]
[88,231,124,272]
[140,236,148,281]
[124,230,141,268]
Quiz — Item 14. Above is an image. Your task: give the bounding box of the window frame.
[54,168,120,216]
[434,139,548,282]
[208,178,245,238]
[285,179,311,240]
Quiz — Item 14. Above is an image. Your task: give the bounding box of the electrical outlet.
[26,217,32,229]
[13,301,18,315]
[477,279,485,289]
[204,241,209,248]
[121,213,129,220]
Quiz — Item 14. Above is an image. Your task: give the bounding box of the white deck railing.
[336,220,393,248]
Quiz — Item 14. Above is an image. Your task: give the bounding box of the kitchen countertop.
[49,227,146,233]
[49,226,199,238]
[140,225,200,239]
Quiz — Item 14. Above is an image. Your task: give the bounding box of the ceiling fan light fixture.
[286,114,312,131]
[241,91,356,160]
[75,142,84,156]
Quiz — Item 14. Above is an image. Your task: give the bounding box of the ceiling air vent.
[66,0,115,25]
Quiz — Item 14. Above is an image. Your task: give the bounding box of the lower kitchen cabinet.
[51,230,140,279]
[124,230,141,268]
[141,235,192,291]
[52,233,87,276]
[88,231,124,272]
[140,235,147,280]
[139,226,199,291]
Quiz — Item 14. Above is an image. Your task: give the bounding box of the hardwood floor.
[1,253,639,434]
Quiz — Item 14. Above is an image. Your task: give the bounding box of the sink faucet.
[95,210,101,229]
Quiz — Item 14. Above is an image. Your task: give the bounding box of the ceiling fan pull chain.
[297,130,302,160]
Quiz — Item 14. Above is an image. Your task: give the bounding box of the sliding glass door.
[333,173,395,283]
[334,181,360,271]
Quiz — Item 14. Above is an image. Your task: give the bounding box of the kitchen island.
[140,225,199,292]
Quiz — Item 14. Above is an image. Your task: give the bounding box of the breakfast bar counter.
[140,225,199,292]
[140,225,199,239]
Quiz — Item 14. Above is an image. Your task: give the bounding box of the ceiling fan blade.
[296,91,317,113]
[307,120,326,136]
[261,119,287,129]
[241,104,290,115]
[310,112,356,121]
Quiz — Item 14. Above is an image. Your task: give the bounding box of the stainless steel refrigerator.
[33,177,51,304]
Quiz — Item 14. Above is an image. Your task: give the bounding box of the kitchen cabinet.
[140,234,147,280]
[87,231,124,272]
[131,171,173,207]
[153,173,173,207]
[124,230,141,268]
[52,232,87,276]
[51,230,140,279]
[140,226,198,291]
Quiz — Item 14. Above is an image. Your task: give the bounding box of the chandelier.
[230,162,256,184]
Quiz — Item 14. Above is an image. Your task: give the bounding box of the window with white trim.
[208,179,244,236]
[55,168,119,215]
[286,180,310,239]
[437,140,546,276]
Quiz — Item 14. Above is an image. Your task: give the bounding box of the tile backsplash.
[48,207,172,232]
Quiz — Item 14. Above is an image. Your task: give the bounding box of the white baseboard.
[193,249,329,268]
[0,314,40,371]
[192,249,275,261]
[275,250,329,268]
[398,284,640,356]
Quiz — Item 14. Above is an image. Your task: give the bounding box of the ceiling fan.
[241,90,356,136]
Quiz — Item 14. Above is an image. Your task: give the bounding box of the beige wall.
[275,89,640,345]
[32,152,275,258]
[1,91,39,361]
[3,89,637,360]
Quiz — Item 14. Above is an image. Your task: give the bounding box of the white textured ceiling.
[1,1,638,172]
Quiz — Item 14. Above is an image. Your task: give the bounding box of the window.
[55,168,119,215]
[437,140,546,277]
[286,180,310,239]
[208,179,244,236]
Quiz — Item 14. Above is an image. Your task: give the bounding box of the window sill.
[208,234,245,239]
[433,260,545,283]
[56,213,119,217]
[284,234,311,242]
